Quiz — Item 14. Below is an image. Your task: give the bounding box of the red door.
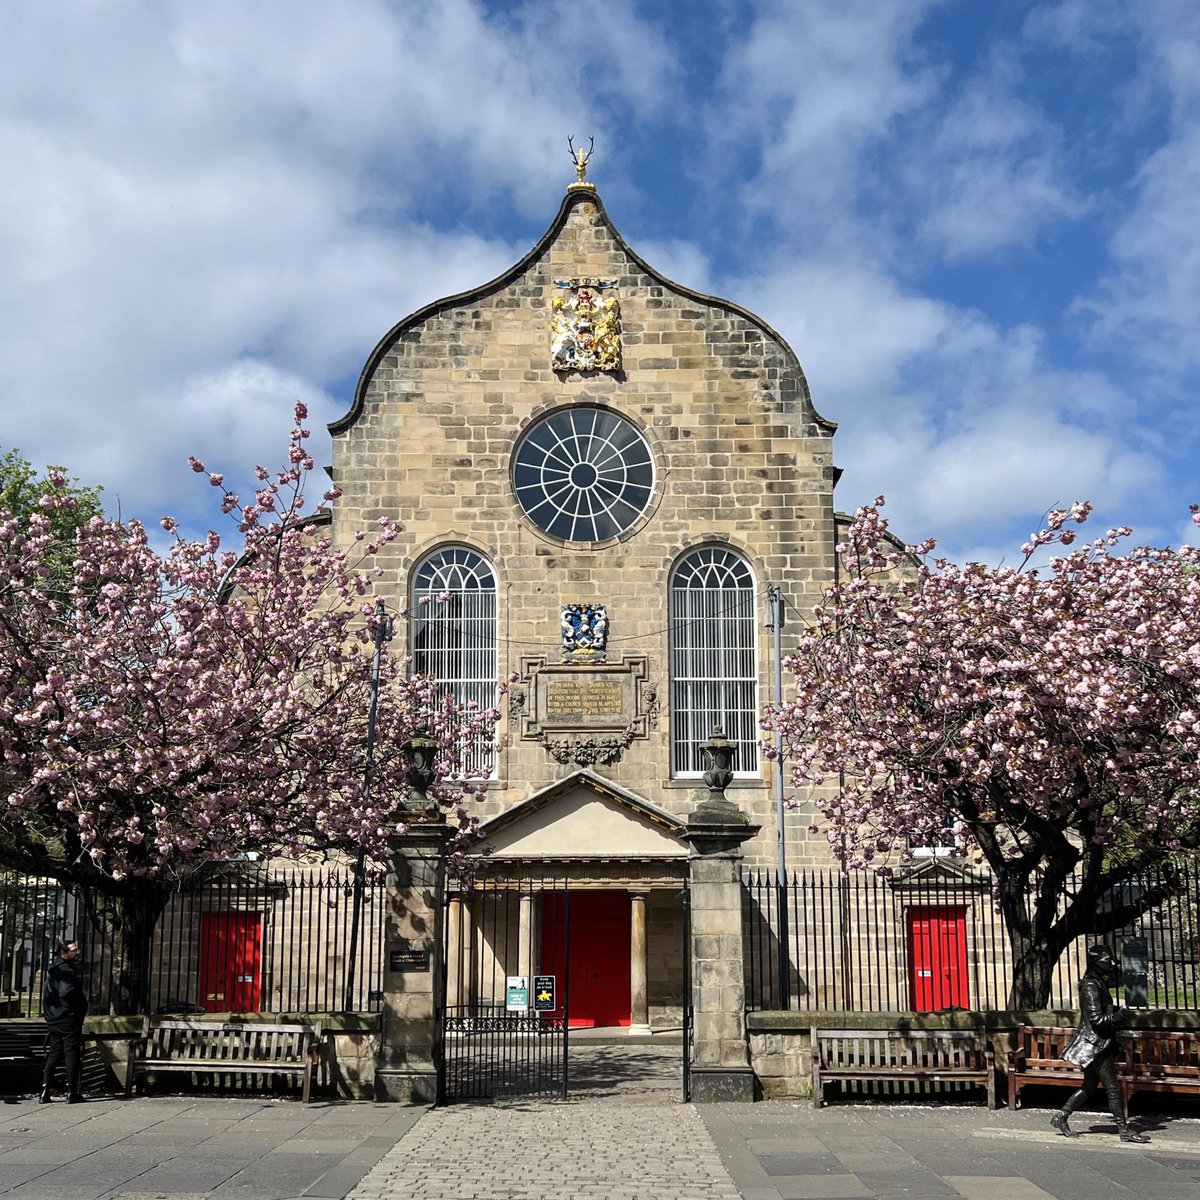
[199,912,262,1012]
[907,906,968,1012]
[540,891,631,1028]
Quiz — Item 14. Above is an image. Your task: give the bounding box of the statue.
[1050,944,1149,1142]
[568,135,594,184]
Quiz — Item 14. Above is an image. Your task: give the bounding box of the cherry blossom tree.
[768,498,1200,1008]
[0,405,497,1012]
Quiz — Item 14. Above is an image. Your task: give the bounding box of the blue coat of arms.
[561,603,608,662]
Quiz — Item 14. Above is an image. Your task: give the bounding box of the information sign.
[506,975,529,1011]
[532,975,557,1012]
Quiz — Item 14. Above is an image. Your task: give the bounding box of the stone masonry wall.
[330,187,840,868]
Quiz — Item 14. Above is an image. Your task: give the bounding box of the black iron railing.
[743,860,1200,1014]
[0,866,387,1017]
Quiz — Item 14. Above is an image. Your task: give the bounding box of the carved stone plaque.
[544,677,624,724]
[519,655,653,766]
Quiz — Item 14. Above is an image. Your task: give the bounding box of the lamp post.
[344,599,394,1013]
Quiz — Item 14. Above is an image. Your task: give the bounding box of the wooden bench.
[0,1021,46,1095]
[1121,1030,1200,1113]
[1007,1025,1200,1116]
[1006,1025,1089,1112]
[811,1027,996,1109]
[126,1018,323,1102]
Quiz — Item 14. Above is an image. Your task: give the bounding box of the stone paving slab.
[0,1096,423,1200]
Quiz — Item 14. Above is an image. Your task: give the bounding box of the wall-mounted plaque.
[389,944,429,972]
[517,655,654,766]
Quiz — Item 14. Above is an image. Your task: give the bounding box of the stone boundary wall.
[747,1009,1200,1101]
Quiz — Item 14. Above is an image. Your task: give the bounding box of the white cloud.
[0,1,679,530]
[1078,127,1200,374]
[633,239,716,297]
[713,0,939,246]
[1060,2,1200,376]
[911,60,1087,259]
[726,255,1159,554]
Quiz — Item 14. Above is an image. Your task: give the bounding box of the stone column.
[518,892,534,983]
[446,894,465,1009]
[376,819,453,1104]
[630,892,650,1032]
[680,731,760,1102]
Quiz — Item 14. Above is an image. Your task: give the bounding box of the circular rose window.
[512,407,654,542]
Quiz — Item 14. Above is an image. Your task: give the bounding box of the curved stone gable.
[329,187,832,437]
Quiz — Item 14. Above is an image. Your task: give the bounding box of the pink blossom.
[0,405,496,889]
[767,495,1200,1006]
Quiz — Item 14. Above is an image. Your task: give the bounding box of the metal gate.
[439,876,570,1103]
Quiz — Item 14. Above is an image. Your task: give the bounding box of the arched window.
[669,547,759,777]
[410,546,498,776]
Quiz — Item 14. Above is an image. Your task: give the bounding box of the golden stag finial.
[567,135,595,188]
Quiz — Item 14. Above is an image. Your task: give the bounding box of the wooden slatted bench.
[1121,1030,1200,1113]
[1006,1025,1089,1112]
[811,1027,996,1109]
[126,1018,323,1102]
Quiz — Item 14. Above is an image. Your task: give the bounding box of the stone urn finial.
[700,728,736,800]
[684,728,759,855]
[400,730,442,819]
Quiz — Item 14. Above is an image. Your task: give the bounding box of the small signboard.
[506,976,529,1011]
[1121,936,1149,1008]
[533,975,556,1012]
[389,944,429,972]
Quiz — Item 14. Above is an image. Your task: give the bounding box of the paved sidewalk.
[2,1079,1198,1200]
[699,1101,1200,1200]
[0,1095,421,1200]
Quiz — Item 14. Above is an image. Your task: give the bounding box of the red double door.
[199,912,262,1012]
[907,906,969,1012]
[540,891,631,1028]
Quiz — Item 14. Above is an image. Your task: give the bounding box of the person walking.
[1050,943,1148,1142]
[40,939,88,1104]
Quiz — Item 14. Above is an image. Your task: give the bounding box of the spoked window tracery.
[512,406,654,543]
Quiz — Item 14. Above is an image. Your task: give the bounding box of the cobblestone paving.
[347,1102,742,1200]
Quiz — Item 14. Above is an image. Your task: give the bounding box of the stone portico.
[448,772,688,1031]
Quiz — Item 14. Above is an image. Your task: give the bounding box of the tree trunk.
[995,868,1059,1010]
[79,884,171,1015]
[1005,931,1055,1009]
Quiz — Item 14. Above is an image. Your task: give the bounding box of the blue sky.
[2,0,1197,562]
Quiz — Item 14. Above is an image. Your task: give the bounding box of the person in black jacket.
[40,940,88,1104]
[1050,943,1148,1142]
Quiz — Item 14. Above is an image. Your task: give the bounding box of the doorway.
[907,905,968,1011]
[199,911,262,1012]
[541,890,631,1027]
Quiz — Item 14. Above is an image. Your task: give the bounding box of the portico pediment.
[480,770,686,859]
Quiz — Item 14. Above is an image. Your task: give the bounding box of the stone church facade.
[327,175,845,1029]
